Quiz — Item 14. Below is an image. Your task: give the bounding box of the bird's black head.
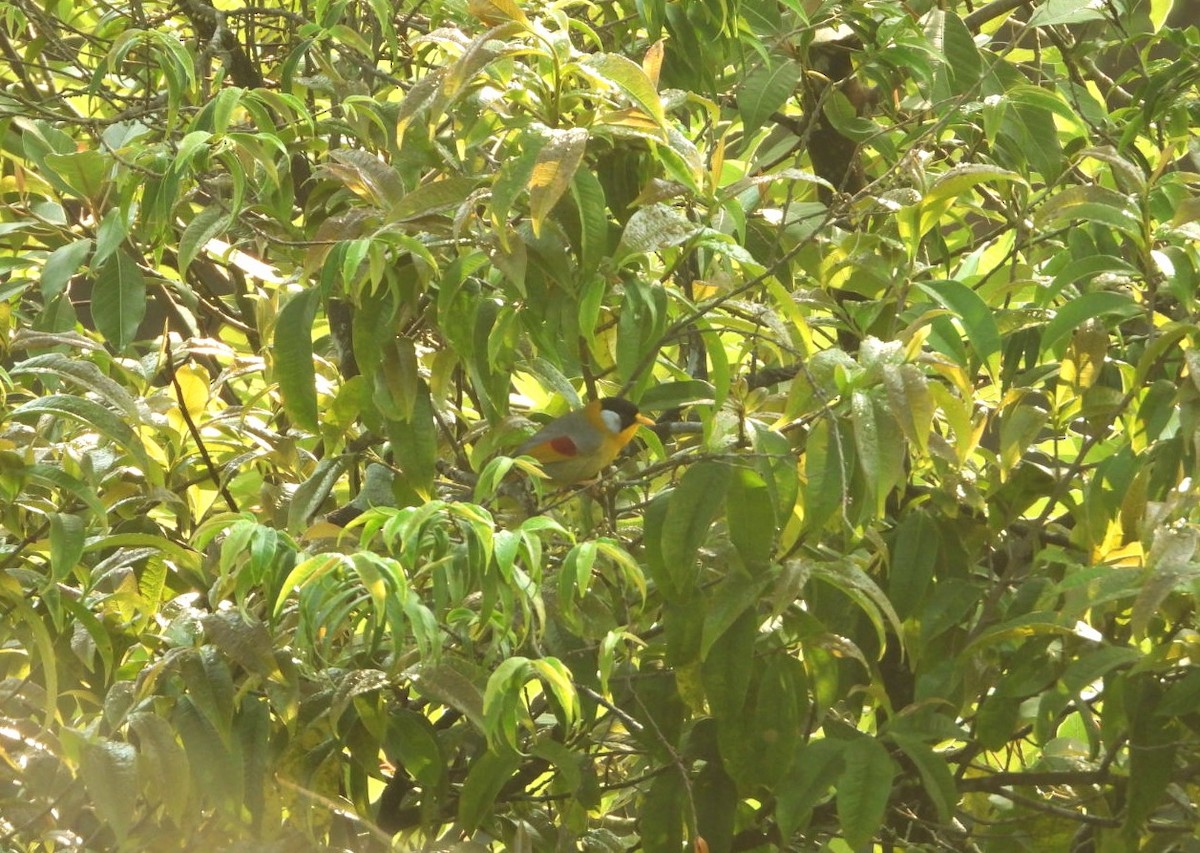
[599,397,642,431]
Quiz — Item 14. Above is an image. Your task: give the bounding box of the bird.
[514,397,654,485]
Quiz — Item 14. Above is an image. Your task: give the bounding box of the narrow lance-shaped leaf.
[881,363,934,454]
[583,53,666,127]
[41,239,92,298]
[851,390,904,519]
[658,461,731,600]
[1040,291,1140,355]
[79,739,138,844]
[273,288,321,432]
[803,417,846,533]
[737,54,803,137]
[528,128,588,237]
[92,249,146,352]
[916,279,1002,381]
[726,467,776,574]
[837,737,896,850]
[178,206,229,275]
[12,395,153,476]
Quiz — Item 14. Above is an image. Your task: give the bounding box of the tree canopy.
[2,0,1200,850]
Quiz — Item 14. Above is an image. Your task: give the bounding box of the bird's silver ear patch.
[599,409,623,434]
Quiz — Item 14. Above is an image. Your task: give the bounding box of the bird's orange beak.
[636,414,655,426]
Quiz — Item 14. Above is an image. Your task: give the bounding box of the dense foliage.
[2,0,1200,849]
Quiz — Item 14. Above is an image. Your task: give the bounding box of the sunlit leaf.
[528,128,588,237]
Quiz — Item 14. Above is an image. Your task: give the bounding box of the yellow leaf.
[468,0,528,26]
[642,39,664,88]
[174,363,211,418]
[528,127,588,237]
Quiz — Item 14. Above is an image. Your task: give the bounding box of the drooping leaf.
[658,461,731,600]
[916,279,1002,380]
[737,55,803,137]
[273,287,321,432]
[92,249,146,352]
[726,467,776,574]
[837,737,896,850]
[40,239,93,298]
[79,739,138,844]
[528,128,589,237]
[583,53,666,128]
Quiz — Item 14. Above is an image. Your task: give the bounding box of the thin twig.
[164,336,240,513]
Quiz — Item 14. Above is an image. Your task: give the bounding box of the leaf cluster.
[1,0,1200,850]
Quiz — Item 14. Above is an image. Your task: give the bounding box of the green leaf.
[694,753,738,853]
[178,206,229,275]
[809,557,904,651]
[528,127,589,238]
[389,175,479,222]
[701,609,758,719]
[530,657,581,733]
[128,712,191,824]
[468,0,529,26]
[41,239,93,298]
[483,656,535,753]
[803,418,846,533]
[79,739,138,843]
[459,748,521,832]
[638,380,715,411]
[837,737,895,850]
[386,710,445,790]
[737,55,803,137]
[1027,0,1107,27]
[583,53,666,127]
[26,463,108,518]
[934,11,982,95]
[889,510,939,620]
[881,363,934,455]
[1125,679,1175,832]
[916,163,1024,239]
[640,771,686,853]
[851,389,904,518]
[1035,185,1142,241]
[747,655,807,785]
[180,646,236,747]
[916,279,1002,380]
[753,425,799,525]
[889,734,956,822]
[174,695,244,814]
[389,379,438,499]
[273,288,321,432]
[49,512,85,582]
[1042,254,1137,305]
[92,249,146,352]
[43,149,109,201]
[998,400,1049,474]
[1040,291,1140,355]
[12,352,138,416]
[727,467,776,573]
[12,395,152,476]
[60,595,115,679]
[776,738,844,839]
[409,661,486,730]
[975,694,1022,750]
[201,611,279,677]
[659,461,731,600]
[1131,560,1200,639]
[287,456,347,531]
[571,166,608,277]
[616,203,701,259]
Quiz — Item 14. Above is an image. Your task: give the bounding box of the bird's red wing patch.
[548,434,578,456]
